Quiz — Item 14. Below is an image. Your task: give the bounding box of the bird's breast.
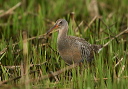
[57,39,82,64]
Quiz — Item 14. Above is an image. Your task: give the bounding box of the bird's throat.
[58,28,68,41]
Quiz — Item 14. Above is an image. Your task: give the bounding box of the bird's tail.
[92,44,103,53]
[93,28,128,53]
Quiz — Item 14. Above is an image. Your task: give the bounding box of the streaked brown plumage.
[47,19,102,64]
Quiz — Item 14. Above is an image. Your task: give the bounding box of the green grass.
[0,0,128,89]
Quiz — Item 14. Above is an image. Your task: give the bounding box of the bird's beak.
[47,24,59,34]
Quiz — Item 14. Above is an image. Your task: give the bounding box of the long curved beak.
[47,24,59,34]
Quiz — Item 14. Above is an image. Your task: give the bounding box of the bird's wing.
[68,36,94,62]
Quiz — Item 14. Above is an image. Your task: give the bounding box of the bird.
[47,19,102,65]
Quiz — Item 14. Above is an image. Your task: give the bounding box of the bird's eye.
[59,21,62,25]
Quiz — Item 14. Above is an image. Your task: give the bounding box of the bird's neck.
[57,28,68,41]
[57,28,69,51]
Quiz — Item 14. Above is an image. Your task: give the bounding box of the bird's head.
[47,19,68,34]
